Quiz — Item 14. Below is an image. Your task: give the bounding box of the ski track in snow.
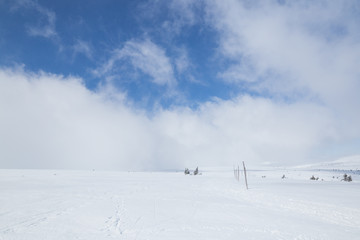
[104,199,142,238]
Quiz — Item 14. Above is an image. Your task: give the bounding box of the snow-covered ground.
[1,168,359,240]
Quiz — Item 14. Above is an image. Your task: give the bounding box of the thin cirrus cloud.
[72,39,93,60]
[12,0,57,39]
[173,47,192,75]
[94,39,176,88]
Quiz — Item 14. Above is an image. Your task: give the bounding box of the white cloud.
[174,47,191,74]
[1,67,356,170]
[95,39,176,88]
[13,0,57,38]
[205,0,360,133]
[72,39,93,59]
[217,62,257,83]
[0,67,160,170]
[163,0,201,35]
[138,0,201,37]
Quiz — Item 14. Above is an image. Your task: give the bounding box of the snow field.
[0,169,359,240]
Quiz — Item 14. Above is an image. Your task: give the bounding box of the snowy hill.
[293,155,360,171]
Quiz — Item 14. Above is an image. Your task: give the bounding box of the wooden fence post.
[242,161,248,190]
[237,165,239,181]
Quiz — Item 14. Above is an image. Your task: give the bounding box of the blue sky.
[1,0,360,170]
[0,0,230,108]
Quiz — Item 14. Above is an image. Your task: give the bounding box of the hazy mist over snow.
[1,0,360,170]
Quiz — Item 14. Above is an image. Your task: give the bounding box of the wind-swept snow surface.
[1,169,359,239]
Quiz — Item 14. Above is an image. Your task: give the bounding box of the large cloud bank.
[0,67,353,170]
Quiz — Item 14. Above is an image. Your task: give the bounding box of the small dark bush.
[194,167,199,175]
[343,174,352,182]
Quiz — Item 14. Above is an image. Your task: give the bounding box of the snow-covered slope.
[0,169,359,240]
[294,155,360,170]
